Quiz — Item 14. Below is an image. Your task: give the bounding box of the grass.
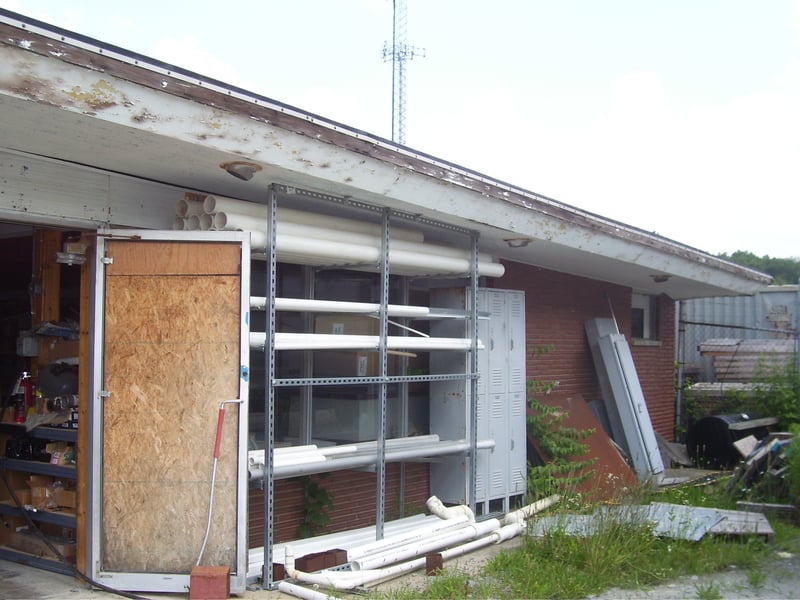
[370,478,799,600]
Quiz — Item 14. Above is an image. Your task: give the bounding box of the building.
[0,8,770,594]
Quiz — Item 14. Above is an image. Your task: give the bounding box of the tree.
[718,251,800,285]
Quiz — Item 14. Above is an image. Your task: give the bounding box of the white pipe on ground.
[282,518,527,591]
[427,495,475,522]
[350,518,501,571]
[344,514,472,562]
[504,494,562,525]
[276,580,336,600]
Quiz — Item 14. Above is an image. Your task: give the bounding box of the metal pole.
[375,208,391,539]
[262,186,278,588]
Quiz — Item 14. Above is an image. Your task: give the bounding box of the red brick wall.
[250,263,677,546]
[249,463,429,547]
[499,261,676,440]
[629,293,676,439]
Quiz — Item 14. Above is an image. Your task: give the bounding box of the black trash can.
[687,413,773,469]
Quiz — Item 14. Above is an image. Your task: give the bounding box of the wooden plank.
[101,240,241,573]
[76,236,92,576]
[105,240,241,276]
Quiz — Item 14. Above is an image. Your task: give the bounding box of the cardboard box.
[26,475,54,508]
[53,488,77,509]
[314,315,398,377]
[8,488,32,506]
[0,515,26,546]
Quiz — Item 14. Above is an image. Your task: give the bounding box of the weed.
[694,581,723,599]
[747,568,766,590]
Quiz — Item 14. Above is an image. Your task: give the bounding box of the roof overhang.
[0,10,771,299]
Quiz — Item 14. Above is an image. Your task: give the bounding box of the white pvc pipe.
[251,296,430,318]
[186,214,201,230]
[351,518,501,571]
[198,213,213,230]
[345,514,472,562]
[427,495,475,522]
[282,518,527,591]
[175,197,205,217]
[269,440,475,479]
[246,229,505,278]
[217,212,496,264]
[504,494,562,525]
[277,580,336,600]
[202,195,425,242]
[250,332,478,351]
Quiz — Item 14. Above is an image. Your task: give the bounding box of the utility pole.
[382,0,425,145]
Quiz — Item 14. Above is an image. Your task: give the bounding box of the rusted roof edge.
[0,10,772,286]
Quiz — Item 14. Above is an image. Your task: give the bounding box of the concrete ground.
[2,535,800,600]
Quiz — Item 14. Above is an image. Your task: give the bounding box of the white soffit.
[0,13,770,299]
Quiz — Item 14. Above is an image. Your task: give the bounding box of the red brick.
[189,565,230,600]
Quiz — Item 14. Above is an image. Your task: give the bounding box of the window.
[631,293,657,341]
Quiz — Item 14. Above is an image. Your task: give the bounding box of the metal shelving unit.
[0,424,77,574]
[255,184,481,588]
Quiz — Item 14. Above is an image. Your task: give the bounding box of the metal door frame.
[87,229,250,593]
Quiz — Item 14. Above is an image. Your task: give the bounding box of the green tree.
[718,251,800,285]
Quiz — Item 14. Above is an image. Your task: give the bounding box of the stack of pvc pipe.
[250,331,481,352]
[248,435,496,480]
[275,494,561,596]
[174,194,505,278]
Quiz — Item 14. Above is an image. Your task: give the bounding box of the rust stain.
[131,108,158,123]
[67,79,121,110]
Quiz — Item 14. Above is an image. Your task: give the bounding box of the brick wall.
[251,262,677,547]
[500,261,676,440]
[250,463,429,547]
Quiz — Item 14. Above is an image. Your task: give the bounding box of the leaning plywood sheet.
[584,318,664,483]
[102,240,241,573]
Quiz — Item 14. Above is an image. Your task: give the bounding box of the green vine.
[295,475,334,539]
[526,346,596,500]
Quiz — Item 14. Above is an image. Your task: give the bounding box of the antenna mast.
[382,0,425,145]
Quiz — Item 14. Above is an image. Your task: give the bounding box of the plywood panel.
[106,240,241,276]
[101,241,241,572]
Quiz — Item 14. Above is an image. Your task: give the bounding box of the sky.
[3,0,799,259]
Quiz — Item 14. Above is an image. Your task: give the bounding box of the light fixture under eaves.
[504,237,531,248]
[221,161,262,181]
[651,274,671,283]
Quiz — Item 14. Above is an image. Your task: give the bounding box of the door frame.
[87,229,250,593]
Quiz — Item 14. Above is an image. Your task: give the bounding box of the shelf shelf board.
[0,423,77,442]
[0,458,76,479]
[0,500,76,527]
[0,545,75,575]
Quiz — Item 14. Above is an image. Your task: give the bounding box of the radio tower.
[382,0,425,145]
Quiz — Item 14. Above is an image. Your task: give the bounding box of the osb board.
[105,241,241,276]
[101,256,241,573]
[529,394,637,500]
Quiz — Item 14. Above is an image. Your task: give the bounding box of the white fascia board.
[0,34,768,297]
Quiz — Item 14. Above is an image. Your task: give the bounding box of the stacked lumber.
[698,338,795,381]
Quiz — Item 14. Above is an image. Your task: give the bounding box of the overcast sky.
[4,1,799,259]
